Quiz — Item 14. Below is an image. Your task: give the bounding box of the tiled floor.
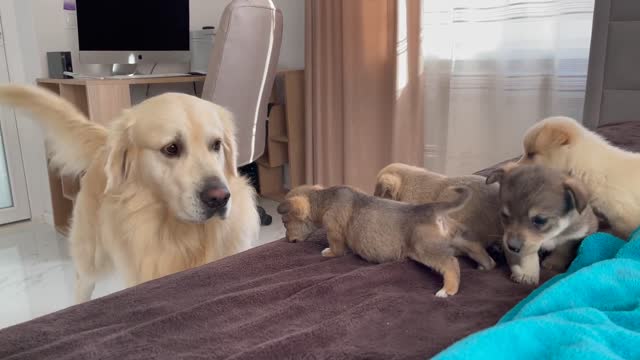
[0,198,284,329]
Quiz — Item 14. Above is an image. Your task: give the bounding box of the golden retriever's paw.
[477,258,497,271]
[541,256,569,271]
[510,266,539,285]
[321,247,337,257]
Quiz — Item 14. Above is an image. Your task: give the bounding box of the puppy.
[277,185,493,297]
[519,116,640,238]
[0,85,259,302]
[375,163,502,264]
[486,163,598,285]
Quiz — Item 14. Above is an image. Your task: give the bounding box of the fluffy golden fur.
[519,116,640,238]
[277,185,494,298]
[0,85,259,302]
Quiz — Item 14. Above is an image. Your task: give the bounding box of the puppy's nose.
[199,178,230,209]
[507,237,523,253]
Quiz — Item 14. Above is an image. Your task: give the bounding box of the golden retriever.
[519,116,640,238]
[0,85,259,303]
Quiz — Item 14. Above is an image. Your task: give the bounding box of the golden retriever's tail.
[433,186,472,214]
[374,171,401,200]
[0,84,108,176]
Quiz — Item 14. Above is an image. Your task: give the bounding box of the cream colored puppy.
[0,85,259,303]
[519,116,640,238]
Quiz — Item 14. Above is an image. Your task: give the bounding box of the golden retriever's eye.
[210,139,222,153]
[161,143,181,158]
[527,152,536,159]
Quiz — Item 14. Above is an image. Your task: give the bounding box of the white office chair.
[202,0,283,225]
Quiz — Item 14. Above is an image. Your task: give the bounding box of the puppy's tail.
[374,172,401,199]
[433,186,472,214]
[0,85,108,176]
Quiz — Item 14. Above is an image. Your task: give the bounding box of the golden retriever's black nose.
[200,179,230,209]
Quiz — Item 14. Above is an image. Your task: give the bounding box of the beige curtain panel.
[304,0,424,192]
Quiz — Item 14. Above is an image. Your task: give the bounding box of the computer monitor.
[76,0,190,74]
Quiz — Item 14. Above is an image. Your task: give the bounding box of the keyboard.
[63,72,194,80]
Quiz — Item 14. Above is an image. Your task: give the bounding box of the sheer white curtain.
[422,0,595,175]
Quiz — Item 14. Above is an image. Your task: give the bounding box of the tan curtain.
[304,0,424,192]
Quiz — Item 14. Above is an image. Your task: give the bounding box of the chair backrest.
[202,0,283,166]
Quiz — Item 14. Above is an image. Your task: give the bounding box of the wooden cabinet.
[257,69,305,200]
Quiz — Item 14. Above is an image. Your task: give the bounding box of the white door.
[0,16,30,224]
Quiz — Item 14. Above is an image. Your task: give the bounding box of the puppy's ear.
[544,123,571,146]
[486,162,518,185]
[218,107,238,178]
[104,114,134,193]
[563,177,589,214]
[374,173,400,199]
[277,196,310,219]
[277,200,290,215]
[486,169,504,185]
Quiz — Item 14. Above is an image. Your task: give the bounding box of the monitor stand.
[110,64,139,76]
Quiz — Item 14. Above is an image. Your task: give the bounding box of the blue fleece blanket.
[435,228,640,360]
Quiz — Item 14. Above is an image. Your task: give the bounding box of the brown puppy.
[375,163,502,266]
[486,163,598,285]
[277,185,492,298]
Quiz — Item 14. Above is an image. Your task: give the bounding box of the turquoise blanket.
[435,229,640,360]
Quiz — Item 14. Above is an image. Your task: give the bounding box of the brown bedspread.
[0,231,549,360]
[1,122,638,360]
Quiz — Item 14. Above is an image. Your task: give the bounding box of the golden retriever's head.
[518,116,583,170]
[104,93,238,223]
[277,185,323,242]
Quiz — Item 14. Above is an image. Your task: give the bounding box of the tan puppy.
[520,116,640,238]
[277,185,494,297]
[375,163,502,268]
[487,163,598,284]
[0,85,259,302]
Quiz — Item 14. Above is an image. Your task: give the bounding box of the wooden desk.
[36,76,206,233]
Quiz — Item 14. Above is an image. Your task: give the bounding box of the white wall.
[3,0,54,224]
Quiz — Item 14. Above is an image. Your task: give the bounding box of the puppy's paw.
[477,258,497,271]
[321,248,336,257]
[510,266,539,285]
[541,256,568,271]
[435,288,449,298]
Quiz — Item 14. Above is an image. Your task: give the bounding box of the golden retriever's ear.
[219,107,238,177]
[277,196,310,219]
[563,177,589,214]
[104,115,134,193]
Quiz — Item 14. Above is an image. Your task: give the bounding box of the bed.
[0,121,637,359]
